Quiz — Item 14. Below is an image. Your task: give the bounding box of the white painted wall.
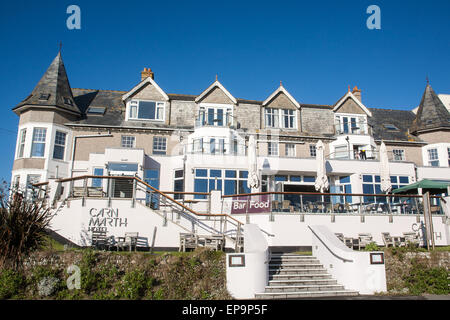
[226,224,269,299]
[310,225,387,294]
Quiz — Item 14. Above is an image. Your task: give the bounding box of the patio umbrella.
[314,140,329,193]
[247,134,259,190]
[379,141,392,193]
[392,179,450,194]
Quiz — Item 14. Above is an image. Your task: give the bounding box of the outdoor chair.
[333,203,343,213]
[106,235,116,251]
[117,232,139,252]
[358,233,373,249]
[344,202,355,213]
[91,230,107,250]
[179,233,198,252]
[316,203,324,213]
[430,205,442,215]
[281,200,294,212]
[272,200,280,212]
[403,232,420,247]
[382,232,395,247]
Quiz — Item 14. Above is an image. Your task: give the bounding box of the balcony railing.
[328,150,379,161]
[195,113,234,128]
[334,123,372,136]
[186,141,246,156]
[222,191,446,216]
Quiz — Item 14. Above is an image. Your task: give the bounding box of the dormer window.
[39,94,50,101]
[197,104,233,127]
[265,108,297,129]
[128,100,165,121]
[63,97,73,106]
[383,124,399,131]
[335,114,367,135]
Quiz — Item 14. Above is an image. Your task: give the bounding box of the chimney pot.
[352,86,362,102]
[141,67,154,81]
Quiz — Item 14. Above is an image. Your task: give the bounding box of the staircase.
[255,253,359,299]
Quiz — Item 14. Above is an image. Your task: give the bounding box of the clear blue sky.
[0,0,449,181]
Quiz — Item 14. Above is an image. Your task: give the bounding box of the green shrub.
[0,183,53,268]
[404,261,450,295]
[0,269,26,299]
[31,266,64,297]
[364,242,380,251]
[118,269,154,299]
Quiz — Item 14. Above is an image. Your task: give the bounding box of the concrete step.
[270,254,314,259]
[269,263,323,269]
[269,274,332,281]
[270,259,321,265]
[269,268,328,275]
[268,279,338,286]
[254,290,359,299]
[265,284,345,293]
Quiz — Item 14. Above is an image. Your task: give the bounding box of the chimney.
[141,67,154,81]
[352,86,362,102]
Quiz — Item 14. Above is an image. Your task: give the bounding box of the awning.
[392,179,450,194]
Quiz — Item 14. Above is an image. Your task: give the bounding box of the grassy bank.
[0,247,232,300]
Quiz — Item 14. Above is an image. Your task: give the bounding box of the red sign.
[231,195,271,214]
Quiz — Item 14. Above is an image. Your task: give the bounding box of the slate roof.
[410,84,450,134]
[368,108,423,142]
[14,52,81,115]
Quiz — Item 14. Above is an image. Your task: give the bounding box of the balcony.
[195,112,234,129]
[185,140,247,156]
[334,122,372,136]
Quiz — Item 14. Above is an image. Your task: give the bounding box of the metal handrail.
[49,175,244,228]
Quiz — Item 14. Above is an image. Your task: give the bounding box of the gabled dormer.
[195,78,237,127]
[262,83,300,130]
[122,68,169,123]
[333,86,372,135]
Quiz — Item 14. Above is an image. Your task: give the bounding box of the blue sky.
[0,0,449,181]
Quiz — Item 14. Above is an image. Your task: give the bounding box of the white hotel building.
[9,52,450,252]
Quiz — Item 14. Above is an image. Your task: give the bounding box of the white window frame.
[127,99,165,122]
[198,103,233,127]
[30,127,47,158]
[392,149,405,161]
[309,144,317,158]
[153,136,167,155]
[16,128,26,159]
[121,135,136,148]
[448,147,450,167]
[265,108,297,129]
[335,113,368,135]
[427,148,439,167]
[281,109,296,129]
[53,130,67,160]
[285,143,295,157]
[268,142,279,156]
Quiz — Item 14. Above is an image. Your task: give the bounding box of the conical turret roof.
[14,52,81,115]
[410,83,450,134]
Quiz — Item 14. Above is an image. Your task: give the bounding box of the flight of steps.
[255,253,359,299]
